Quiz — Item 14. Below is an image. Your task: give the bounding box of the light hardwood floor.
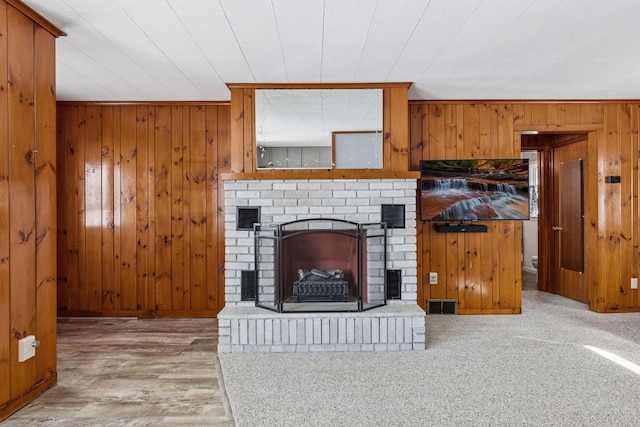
[3,318,233,426]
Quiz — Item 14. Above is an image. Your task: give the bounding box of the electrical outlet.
[429,272,438,285]
[632,278,638,290]
[18,335,37,362]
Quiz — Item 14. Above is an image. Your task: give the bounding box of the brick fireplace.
[217,178,426,353]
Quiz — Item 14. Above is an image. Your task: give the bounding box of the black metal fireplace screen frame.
[253,218,388,313]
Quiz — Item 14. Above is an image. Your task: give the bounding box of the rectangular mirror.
[255,89,383,169]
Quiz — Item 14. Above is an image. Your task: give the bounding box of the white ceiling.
[23,0,640,102]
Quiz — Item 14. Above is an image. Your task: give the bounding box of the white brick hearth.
[218,178,425,353]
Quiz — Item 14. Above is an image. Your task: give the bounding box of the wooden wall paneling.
[0,1,10,406]
[243,89,255,173]
[112,107,122,310]
[478,104,492,158]
[181,106,192,309]
[590,130,606,312]
[513,104,525,128]
[564,103,582,125]
[154,105,172,310]
[8,5,37,397]
[382,89,392,170]
[135,106,150,311]
[34,26,57,382]
[101,106,115,311]
[619,104,634,309]
[531,104,548,126]
[390,87,409,172]
[119,105,137,311]
[603,105,622,310]
[171,106,185,310]
[1,3,62,417]
[591,103,605,125]
[229,88,245,173]
[408,104,424,171]
[216,106,231,310]
[205,106,219,310]
[61,106,77,310]
[146,108,157,312]
[463,104,480,158]
[189,106,207,310]
[520,104,534,127]
[76,107,87,310]
[547,103,560,126]
[497,105,514,156]
[500,222,518,312]
[464,230,482,310]
[85,105,102,312]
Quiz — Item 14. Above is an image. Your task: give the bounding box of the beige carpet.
[219,290,640,426]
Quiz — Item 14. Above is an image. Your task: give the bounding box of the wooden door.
[551,140,588,303]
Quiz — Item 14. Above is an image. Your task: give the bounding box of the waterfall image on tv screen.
[420,159,530,221]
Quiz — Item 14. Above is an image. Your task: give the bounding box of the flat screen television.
[420,159,530,221]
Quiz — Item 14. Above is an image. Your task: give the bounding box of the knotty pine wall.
[56,104,230,317]
[1,0,63,421]
[56,99,640,316]
[410,102,639,314]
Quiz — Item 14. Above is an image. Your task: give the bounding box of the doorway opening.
[521,132,590,304]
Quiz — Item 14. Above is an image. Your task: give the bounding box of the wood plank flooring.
[3,318,233,426]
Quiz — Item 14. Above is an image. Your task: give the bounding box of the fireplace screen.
[254,218,388,312]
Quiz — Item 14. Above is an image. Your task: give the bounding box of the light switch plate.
[18,335,36,362]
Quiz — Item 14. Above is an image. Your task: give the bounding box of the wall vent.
[427,299,457,314]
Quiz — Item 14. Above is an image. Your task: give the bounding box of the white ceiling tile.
[219,0,274,15]
[129,12,192,40]
[23,0,640,100]
[225,14,280,41]
[79,11,148,40]
[323,15,371,43]
[115,0,172,13]
[198,40,247,63]
[271,0,324,16]
[275,15,323,42]
[167,0,225,14]
[366,17,419,43]
[177,13,236,40]
[249,61,288,81]
[238,40,283,63]
[324,0,376,17]
[63,0,121,12]
[155,39,204,61]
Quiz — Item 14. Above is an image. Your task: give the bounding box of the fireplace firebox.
[254,218,388,312]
